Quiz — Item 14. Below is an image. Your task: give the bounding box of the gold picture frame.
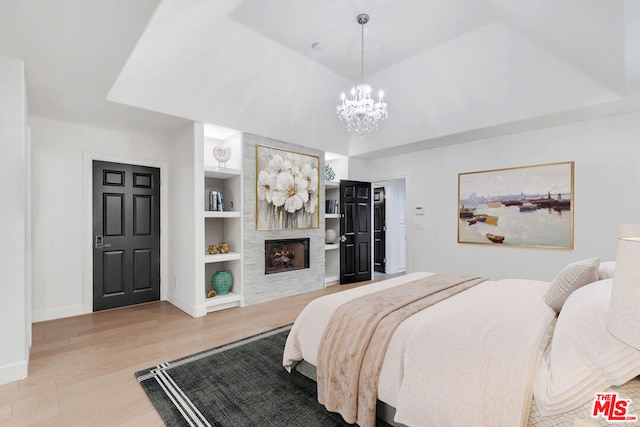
[255,145,320,230]
[458,161,574,249]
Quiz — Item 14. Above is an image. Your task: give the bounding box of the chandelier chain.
[360,20,364,85]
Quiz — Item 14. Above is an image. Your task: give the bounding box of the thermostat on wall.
[415,207,424,215]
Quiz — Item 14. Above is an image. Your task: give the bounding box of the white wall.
[0,55,29,384]
[351,110,640,282]
[326,157,348,182]
[166,122,199,315]
[30,116,172,321]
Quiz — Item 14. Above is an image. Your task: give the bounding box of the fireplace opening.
[265,238,310,274]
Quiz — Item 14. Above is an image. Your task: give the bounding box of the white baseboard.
[34,299,188,322]
[168,295,200,318]
[0,359,28,386]
[385,267,406,275]
[32,304,85,322]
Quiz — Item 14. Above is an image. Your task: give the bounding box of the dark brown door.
[340,180,372,284]
[373,187,386,273]
[93,161,160,311]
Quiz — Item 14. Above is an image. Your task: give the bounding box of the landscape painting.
[458,161,574,249]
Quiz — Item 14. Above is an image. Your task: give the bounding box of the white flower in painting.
[299,163,318,214]
[257,170,275,203]
[285,153,298,168]
[299,163,318,191]
[305,189,318,214]
[267,154,283,172]
[272,172,309,213]
[268,154,293,175]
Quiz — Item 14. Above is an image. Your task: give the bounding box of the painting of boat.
[486,233,505,243]
[485,215,498,225]
[475,214,499,225]
[519,202,537,212]
[553,199,571,211]
[459,206,475,218]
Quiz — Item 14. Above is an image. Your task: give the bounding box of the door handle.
[95,235,112,249]
[340,235,347,243]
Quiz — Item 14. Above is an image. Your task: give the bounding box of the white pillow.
[543,258,600,313]
[597,261,615,280]
[534,279,640,416]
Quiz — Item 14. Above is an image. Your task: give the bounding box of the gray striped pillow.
[544,258,600,313]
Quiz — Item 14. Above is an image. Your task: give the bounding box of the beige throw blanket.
[316,273,486,427]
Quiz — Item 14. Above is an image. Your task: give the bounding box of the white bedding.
[283,272,557,426]
[534,279,640,416]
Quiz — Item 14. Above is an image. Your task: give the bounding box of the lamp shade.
[607,236,640,350]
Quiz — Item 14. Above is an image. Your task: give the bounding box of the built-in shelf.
[204,252,241,263]
[192,125,245,317]
[325,178,341,288]
[204,292,243,312]
[204,211,241,218]
[204,166,241,179]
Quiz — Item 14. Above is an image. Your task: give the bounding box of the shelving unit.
[204,210,241,219]
[204,167,241,179]
[199,129,244,314]
[204,252,241,263]
[325,181,340,286]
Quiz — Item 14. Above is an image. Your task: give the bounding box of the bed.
[283,261,640,426]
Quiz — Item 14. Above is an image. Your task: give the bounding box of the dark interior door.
[373,187,386,273]
[93,161,160,311]
[340,180,372,284]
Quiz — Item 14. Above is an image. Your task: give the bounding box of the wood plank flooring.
[0,274,399,426]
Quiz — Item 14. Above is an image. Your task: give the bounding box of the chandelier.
[336,13,388,134]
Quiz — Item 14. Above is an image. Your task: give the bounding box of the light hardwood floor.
[0,274,399,426]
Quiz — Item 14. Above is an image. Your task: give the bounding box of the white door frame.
[83,152,169,313]
[371,174,408,275]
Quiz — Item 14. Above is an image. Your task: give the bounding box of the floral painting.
[255,145,320,229]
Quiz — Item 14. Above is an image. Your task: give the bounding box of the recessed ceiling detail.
[3,0,637,158]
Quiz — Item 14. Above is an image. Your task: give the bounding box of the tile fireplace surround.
[242,133,325,305]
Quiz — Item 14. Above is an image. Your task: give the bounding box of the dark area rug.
[135,325,357,426]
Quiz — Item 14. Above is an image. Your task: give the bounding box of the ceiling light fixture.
[336,13,388,134]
